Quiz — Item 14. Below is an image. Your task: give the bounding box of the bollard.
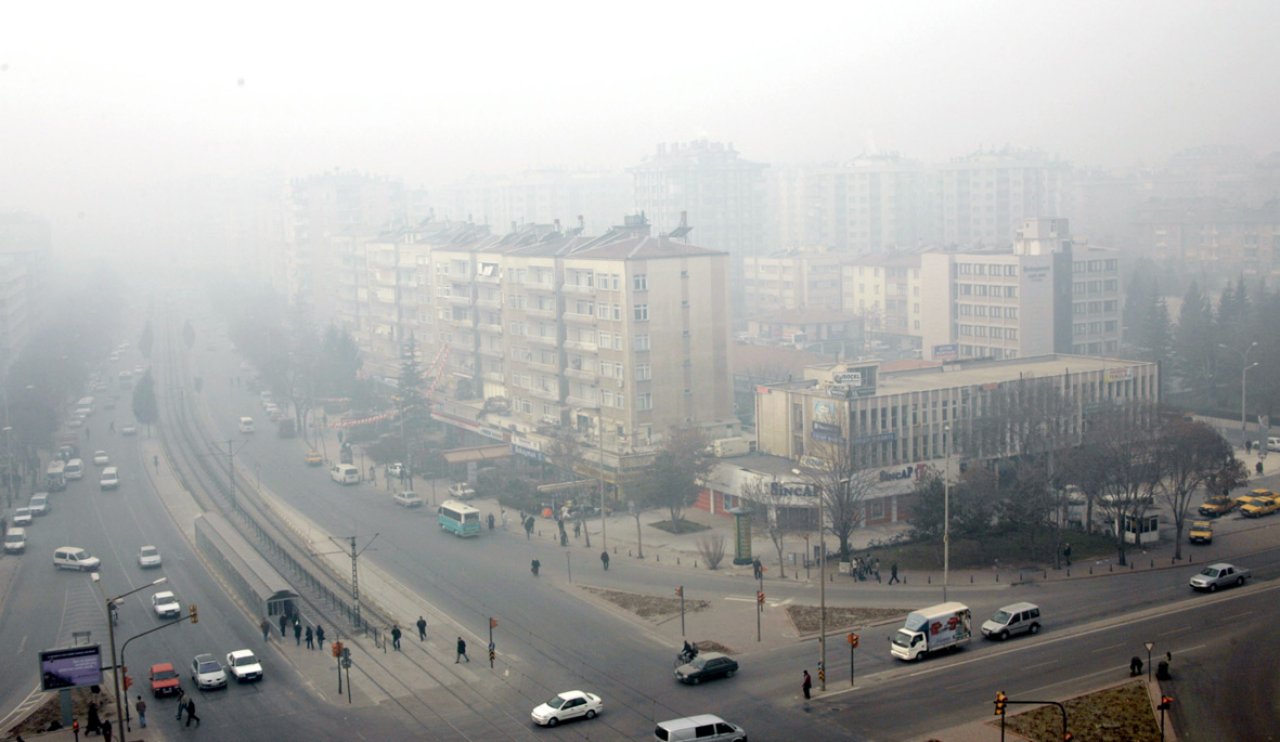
[970,575,974,584]
[1066,568,1070,577]
[903,575,908,584]
[656,554,660,562]
[995,573,999,583]
[1090,566,1094,574]
[694,561,698,569]
[677,558,681,565]
[927,575,932,584]
[1130,562,1135,570]
[1109,564,1113,572]
[1150,559,1154,568]
[628,550,632,557]
[1019,570,1023,582]
[1042,570,1047,579]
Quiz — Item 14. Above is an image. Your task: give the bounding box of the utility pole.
[329,534,380,632]
[217,439,247,512]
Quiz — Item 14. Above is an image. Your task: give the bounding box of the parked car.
[1198,496,1238,517]
[138,545,163,568]
[149,662,182,697]
[393,491,424,508]
[4,528,27,554]
[12,507,33,526]
[1188,520,1214,544]
[152,591,182,619]
[304,450,323,466]
[1189,562,1250,592]
[92,450,110,466]
[448,482,477,500]
[530,690,603,727]
[674,652,739,684]
[1241,495,1280,518]
[225,649,263,682]
[190,653,227,689]
[28,493,50,516]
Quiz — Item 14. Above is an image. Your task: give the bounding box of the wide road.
[167,305,1280,739]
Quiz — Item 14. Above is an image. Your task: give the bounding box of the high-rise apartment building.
[937,148,1071,247]
[0,213,51,378]
[742,248,845,314]
[919,218,1120,361]
[840,253,924,341]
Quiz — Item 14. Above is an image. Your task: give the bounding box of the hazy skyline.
[4,1,1279,253]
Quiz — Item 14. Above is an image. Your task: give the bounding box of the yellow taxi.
[304,450,323,466]
[1241,494,1280,519]
[1188,520,1213,544]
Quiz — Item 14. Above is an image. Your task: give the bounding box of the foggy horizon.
[4,1,1280,254]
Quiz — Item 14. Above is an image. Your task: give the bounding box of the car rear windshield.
[198,661,220,672]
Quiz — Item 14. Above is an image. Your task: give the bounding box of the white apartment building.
[937,148,1071,247]
[840,253,924,341]
[742,248,845,314]
[0,213,50,378]
[919,219,1120,361]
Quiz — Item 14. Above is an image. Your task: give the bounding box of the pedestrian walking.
[391,625,402,651]
[279,613,288,637]
[752,557,762,579]
[456,637,469,663]
[600,550,610,571]
[416,616,427,641]
[1063,543,1072,567]
[185,698,200,727]
[293,619,302,646]
[802,670,813,700]
[135,696,147,729]
[153,454,159,472]
[87,702,101,735]
[315,624,326,650]
[305,625,314,649]
[500,508,508,530]
[260,617,271,641]
[109,421,115,433]
[888,563,900,584]
[100,718,111,742]
[174,689,186,720]
[573,520,581,538]
[524,515,535,539]
[487,513,495,530]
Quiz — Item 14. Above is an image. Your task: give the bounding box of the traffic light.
[331,640,344,658]
[189,604,198,624]
[488,649,496,663]
[994,691,1008,716]
[123,667,132,690]
[756,591,765,606]
[1158,695,1174,710]
[490,617,498,629]
[675,586,683,597]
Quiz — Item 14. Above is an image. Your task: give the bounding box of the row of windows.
[1072,300,1119,315]
[956,263,1019,277]
[1072,280,1120,296]
[957,284,1018,298]
[957,304,1018,319]
[958,325,1018,339]
[1072,259,1119,273]
[1072,321,1119,335]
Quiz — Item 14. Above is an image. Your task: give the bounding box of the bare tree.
[743,477,790,578]
[697,534,726,570]
[638,426,712,528]
[1151,414,1246,560]
[1061,402,1159,566]
[797,439,877,562]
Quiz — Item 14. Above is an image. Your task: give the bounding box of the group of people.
[273,613,325,650]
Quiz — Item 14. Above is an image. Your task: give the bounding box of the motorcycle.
[531,559,541,576]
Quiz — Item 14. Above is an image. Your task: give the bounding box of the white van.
[64,458,85,481]
[654,715,747,742]
[100,466,120,490]
[29,493,50,516]
[981,602,1042,641]
[4,528,27,554]
[330,464,360,485]
[53,546,101,571]
[239,416,256,433]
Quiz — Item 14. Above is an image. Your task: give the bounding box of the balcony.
[475,272,500,284]
[475,295,502,310]
[442,292,473,305]
[443,314,473,328]
[525,305,558,319]
[527,333,559,346]
[562,311,596,326]
[482,370,506,383]
[563,338,598,352]
[477,321,504,334]
[527,386,562,402]
[524,280,556,293]
[564,366,596,382]
[561,282,596,295]
[478,344,504,358]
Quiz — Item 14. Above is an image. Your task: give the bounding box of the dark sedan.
[674,652,739,685]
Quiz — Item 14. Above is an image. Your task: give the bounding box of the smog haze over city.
[3,0,1279,257]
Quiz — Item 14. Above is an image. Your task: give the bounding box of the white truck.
[890,601,972,661]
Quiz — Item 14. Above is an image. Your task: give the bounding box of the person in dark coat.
[600,550,610,571]
[416,616,427,641]
[456,637,469,663]
[305,625,314,649]
[100,718,112,742]
[888,562,900,584]
[293,619,302,646]
[260,617,271,641]
[174,688,186,720]
[802,669,813,700]
[185,698,200,727]
[391,625,402,651]
[279,613,288,637]
[315,624,326,650]
[87,702,101,735]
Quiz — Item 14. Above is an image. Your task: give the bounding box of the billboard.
[40,645,103,691]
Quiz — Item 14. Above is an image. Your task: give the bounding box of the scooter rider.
[531,558,541,576]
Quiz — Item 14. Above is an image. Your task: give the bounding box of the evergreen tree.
[132,370,159,432]
[1174,281,1216,400]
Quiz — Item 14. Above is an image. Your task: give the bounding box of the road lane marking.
[1092,643,1122,653]
[1025,659,1057,670]
[1161,626,1191,636]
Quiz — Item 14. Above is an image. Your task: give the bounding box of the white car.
[531,690,603,727]
[93,450,110,466]
[138,545,162,568]
[393,491,424,508]
[100,467,120,490]
[12,508,33,526]
[120,425,138,436]
[152,591,181,619]
[448,482,477,500]
[190,654,227,690]
[225,650,263,682]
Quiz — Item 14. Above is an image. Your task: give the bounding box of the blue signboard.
[40,645,103,691]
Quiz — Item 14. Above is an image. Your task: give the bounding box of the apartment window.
[1005,287,1017,298]
[578,300,595,316]
[596,303,609,319]
[633,274,648,290]
[613,333,623,350]
[637,393,653,410]
[636,363,651,380]
[634,334,650,351]
[508,321,526,336]
[633,304,649,321]
[612,304,622,320]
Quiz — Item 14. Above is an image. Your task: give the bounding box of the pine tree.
[1174,281,1215,400]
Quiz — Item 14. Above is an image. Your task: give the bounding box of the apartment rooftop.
[876,354,1149,394]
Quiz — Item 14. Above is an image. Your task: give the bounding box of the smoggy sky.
[3,1,1278,251]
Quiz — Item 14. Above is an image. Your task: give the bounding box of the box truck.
[890,601,971,661]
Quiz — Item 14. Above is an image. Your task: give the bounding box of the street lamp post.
[943,422,951,603]
[797,466,826,691]
[94,574,167,742]
[1220,342,1259,447]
